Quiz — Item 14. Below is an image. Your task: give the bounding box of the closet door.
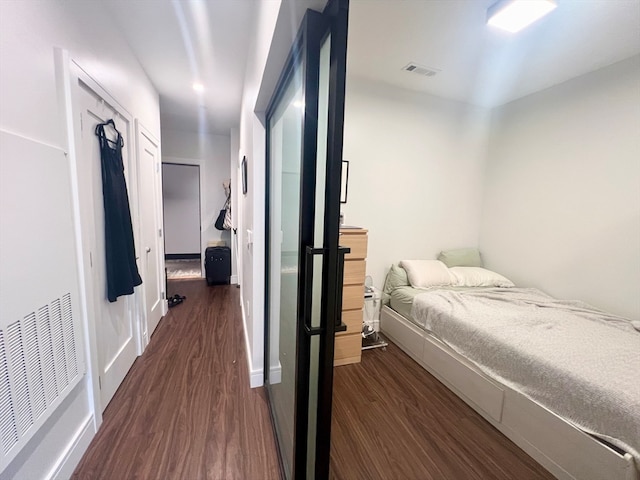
[265,0,349,478]
[75,78,139,410]
[136,122,164,339]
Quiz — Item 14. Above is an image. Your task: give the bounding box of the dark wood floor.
[330,341,554,480]
[72,280,280,480]
[73,279,553,480]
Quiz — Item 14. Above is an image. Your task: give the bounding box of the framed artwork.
[242,156,248,195]
[340,160,349,204]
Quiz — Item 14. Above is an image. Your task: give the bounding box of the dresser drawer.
[343,259,366,285]
[334,333,362,366]
[339,229,368,260]
[342,284,364,311]
[337,308,362,337]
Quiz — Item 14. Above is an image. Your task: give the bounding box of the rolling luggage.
[205,246,231,285]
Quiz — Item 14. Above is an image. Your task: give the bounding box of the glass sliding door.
[265,1,349,479]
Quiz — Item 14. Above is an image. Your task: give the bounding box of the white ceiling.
[103,0,256,134]
[348,0,640,107]
[104,0,640,135]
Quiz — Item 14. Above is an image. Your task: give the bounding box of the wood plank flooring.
[73,279,554,480]
[330,341,555,480]
[72,280,280,480]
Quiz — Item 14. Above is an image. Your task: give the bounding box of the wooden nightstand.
[335,227,368,366]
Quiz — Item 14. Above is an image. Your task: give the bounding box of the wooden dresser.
[335,227,367,366]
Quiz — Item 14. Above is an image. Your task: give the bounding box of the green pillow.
[437,248,483,268]
[382,264,410,305]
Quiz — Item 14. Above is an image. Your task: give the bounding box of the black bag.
[214,209,226,230]
[214,191,231,231]
[205,246,231,285]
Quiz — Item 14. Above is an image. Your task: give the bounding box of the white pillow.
[449,267,515,288]
[399,260,452,288]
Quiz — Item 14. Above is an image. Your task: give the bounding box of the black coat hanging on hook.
[95,119,142,302]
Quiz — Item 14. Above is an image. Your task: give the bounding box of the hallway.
[72,280,280,480]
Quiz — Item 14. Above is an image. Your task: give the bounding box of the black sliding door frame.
[313,0,349,477]
[264,0,350,478]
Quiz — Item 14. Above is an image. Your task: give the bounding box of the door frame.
[161,157,204,275]
[67,59,145,412]
[55,48,103,428]
[135,120,167,346]
[263,0,349,477]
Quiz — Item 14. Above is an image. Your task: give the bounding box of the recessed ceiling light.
[487,0,557,33]
[192,82,204,92]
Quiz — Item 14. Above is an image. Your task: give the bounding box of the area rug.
[166,259,202,279]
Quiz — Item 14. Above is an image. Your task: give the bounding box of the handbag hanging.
[214,208,226,230]
[215,190,231,231]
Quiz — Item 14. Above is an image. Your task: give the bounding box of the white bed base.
[380,305,639,480]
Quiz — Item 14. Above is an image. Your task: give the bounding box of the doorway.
[162,163,202,279]
[264,0,349,478]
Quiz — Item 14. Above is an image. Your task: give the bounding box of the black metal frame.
[264,1,350,478]
[340,160,349,204]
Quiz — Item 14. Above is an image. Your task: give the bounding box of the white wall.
[161,128,232,274]
[0,1,159,477]
[237,0,281,387]
[230,128,240,281]
[341,76,491,289]
[480,56,640,320]
[162,163,201,255]
[237,0,327,387]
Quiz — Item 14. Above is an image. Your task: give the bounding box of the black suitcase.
[205,246,231,285]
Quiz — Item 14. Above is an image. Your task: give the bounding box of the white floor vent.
[0,293,81,467]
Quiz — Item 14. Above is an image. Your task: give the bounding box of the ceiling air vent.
[402,62,440,77]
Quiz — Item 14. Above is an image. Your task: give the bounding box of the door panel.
[265,1,349,478]
[77,82,139,410]
[267,56,304,477]
[136,124,164,338]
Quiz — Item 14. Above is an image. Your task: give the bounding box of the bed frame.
[380,305,639,480]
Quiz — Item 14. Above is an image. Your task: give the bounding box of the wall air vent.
[402,62,441,77]
[0,293,82,470]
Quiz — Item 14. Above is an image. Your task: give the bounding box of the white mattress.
[410,287,640,466]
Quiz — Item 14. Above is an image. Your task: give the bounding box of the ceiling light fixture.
[487,0,557,33]
[192,82,204,92]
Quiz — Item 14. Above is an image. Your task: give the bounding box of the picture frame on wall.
[340,160,349,204]
[242,156,248,195]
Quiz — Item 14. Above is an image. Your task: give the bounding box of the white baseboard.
[50,415,95,480]
[269,363,282,385]
[231,274,238,284]
[249,369,263,388]
[240,289,264,388]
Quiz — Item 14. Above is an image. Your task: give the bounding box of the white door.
[76,80,139,410]
[136,122,164,340]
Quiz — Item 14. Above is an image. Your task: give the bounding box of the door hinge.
[98,376,102,390]
[162,291,166,300]
[89,251,93,267]
[158,228,162,238]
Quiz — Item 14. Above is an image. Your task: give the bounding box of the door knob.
[146,247,151,253]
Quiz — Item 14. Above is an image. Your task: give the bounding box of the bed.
[379,258,640,480]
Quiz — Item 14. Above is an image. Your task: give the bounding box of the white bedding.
[410,287,640,465]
